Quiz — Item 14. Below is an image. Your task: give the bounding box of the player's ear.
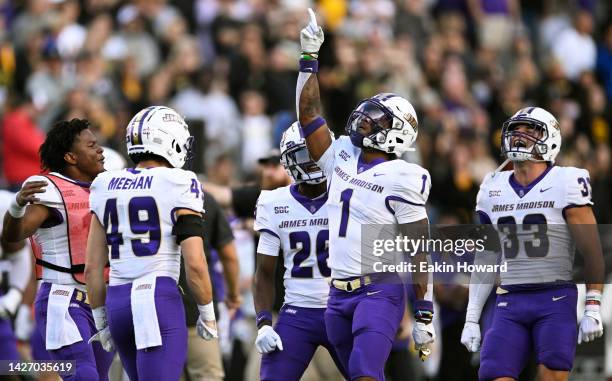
[64,151,78,166]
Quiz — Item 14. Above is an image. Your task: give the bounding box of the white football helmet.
[126,106,193,168]
[501,107,561,163]
[346,93,419,156]
[280,122,325,184]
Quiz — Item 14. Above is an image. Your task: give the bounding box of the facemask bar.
[346,99,403,148]
[182,136,195,169]
[281,144,325,184]
[501,118,549,161]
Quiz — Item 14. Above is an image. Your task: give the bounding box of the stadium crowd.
[0,0,610,380]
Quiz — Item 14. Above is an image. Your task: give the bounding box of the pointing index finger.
[308,8,318,29]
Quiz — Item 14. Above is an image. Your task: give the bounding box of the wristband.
[301,52,318,60]
[299,59,318,73]
[256,310,273,328]
[585,289,602,307]
[414,300,434,323]
[8,195,26,218]
[301,117,326,138]
[198,302,216,321]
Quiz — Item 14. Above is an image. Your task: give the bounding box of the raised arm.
[297,8,331,161]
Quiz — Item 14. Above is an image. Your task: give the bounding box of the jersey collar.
[289,184,328,214]
[356,153,387,174]
[51,172,91,189]
[508,165,553,198]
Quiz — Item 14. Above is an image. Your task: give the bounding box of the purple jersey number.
[290,230,331,278]
[102,198,124,259]
[128,197,161,256]
[577,177,591,197]
[338,188,353,237]
[102,196,161,258]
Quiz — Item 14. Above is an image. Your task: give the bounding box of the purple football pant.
[261,304,347,381]
[106,276,187,381]
[479,285,578,381]
[35,283,115,381]
[0,289,19,361]
[30,323,53,360]
[0,317,19,361]
[325,281,406,381]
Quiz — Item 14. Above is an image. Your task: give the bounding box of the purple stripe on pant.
[106,276,187,381]
[325,281,406,380]
[35,282,115,381]
[479,285,578,381]
[260,304,347,381]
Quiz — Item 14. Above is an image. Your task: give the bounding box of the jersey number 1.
[103,196,161,259]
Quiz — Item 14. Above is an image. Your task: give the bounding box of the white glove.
[14,304,34,341]
[412,322,435,360]
[255,325,283,354]
[578,308,604,344]
[88,306,115,352]
[0,288,22,319]
[196,302,218,341]
[300,8,324,54]
[461,321,481,352]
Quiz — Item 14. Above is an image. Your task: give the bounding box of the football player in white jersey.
[2,119,114,380]
[296,9,435,380]
[0,190,32,366]
[252,122,346,380]
[460,107,605,381]
[85,106,217,381]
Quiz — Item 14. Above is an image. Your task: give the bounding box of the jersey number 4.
[103,196,161,258]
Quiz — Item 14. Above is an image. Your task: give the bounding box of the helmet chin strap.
[492,158,511,177]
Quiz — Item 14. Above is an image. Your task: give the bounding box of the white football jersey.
[254,185,330,308]
[90,167,204,285]
[23,173,83,287]
[476,166,593,285]
[317,136,430,279]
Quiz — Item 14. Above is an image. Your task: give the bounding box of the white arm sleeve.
[295,72,312,120]
[257,232,281,257]
[465,250,497,323]
[6,246,31,291]
[316,139,338,178]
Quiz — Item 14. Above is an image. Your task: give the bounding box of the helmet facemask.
[281,143,325,184]
[346,99,397,151]
[180,136,195,169]
[501,118,549,162]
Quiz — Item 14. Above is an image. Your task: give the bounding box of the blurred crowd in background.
[0,0,611,380]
